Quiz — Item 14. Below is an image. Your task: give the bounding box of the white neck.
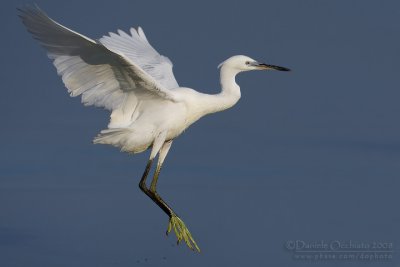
[183,65,242,128]
[201,65,241,115]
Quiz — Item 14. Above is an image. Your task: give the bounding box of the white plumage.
[19,5,289,251]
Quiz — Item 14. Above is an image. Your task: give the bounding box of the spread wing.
[100,28,179,90]
[18,5,180,112]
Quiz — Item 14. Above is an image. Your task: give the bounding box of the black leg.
[137,144,200,252]
[139,159,153,191]
[138,159,174,217]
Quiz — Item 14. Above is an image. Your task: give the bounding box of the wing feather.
[100,27,179,90]
[18,5,179,112]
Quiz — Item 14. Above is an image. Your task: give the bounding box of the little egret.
[19,6,290,252]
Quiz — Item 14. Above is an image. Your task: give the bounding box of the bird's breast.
[163,88,209,140]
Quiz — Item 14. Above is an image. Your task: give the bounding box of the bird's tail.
[93,128,130,148]
[93,128,149,153]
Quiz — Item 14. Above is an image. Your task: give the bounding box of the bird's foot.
[166,214,200,252]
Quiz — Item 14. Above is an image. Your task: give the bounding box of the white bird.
[18,5,290,252]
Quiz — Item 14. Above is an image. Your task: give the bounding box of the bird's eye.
[245,61,250,65]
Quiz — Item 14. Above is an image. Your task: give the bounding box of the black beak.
[255,63,291,71]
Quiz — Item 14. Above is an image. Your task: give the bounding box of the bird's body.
[96,78,241,153]
[19,5,289,252]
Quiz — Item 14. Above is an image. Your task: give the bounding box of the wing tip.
[17,3,52,30]
[17,3,45,17]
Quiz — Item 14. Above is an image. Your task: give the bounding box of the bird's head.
[218,55,290,72]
